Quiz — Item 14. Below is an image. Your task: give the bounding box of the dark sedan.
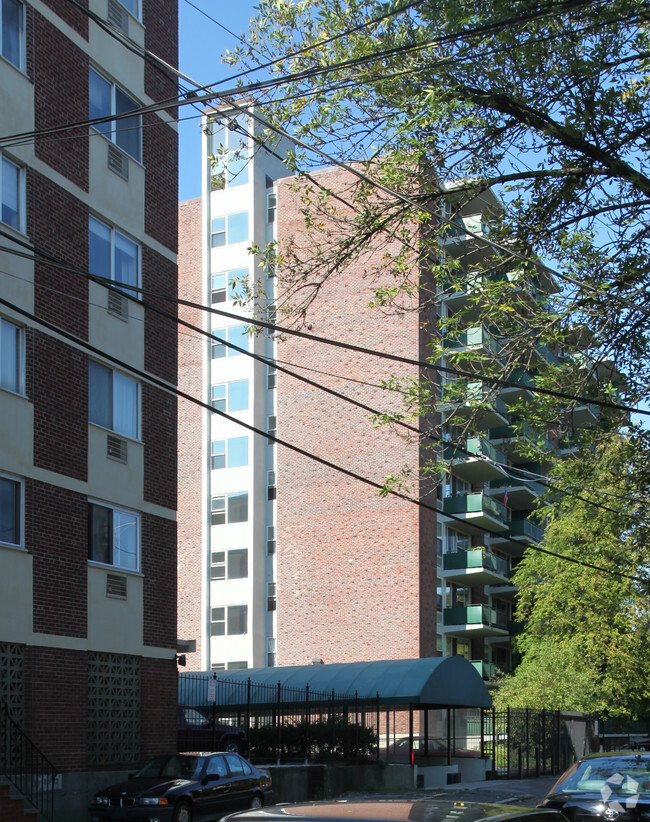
[221,798,566,822]
[539,752,650,821]
[89,752,273,822]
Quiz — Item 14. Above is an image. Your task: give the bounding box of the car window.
[240,758,252,775]
[206,755,228,777]
[135,756,199,779]
[184,707,211,726]
[554,758,650,795]
[225,753,244,776]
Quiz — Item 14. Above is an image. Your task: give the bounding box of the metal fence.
[179,672,380,763]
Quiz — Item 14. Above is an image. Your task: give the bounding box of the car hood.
[541,794,650,818]
[98,777,191,798]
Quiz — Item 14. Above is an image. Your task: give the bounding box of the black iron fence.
[482,707,599,778]
[179,672,380,762]
[1,702,58,821]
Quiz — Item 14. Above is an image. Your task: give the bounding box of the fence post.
[246,678,251,745]
[211,672,217,751]
[355,691,359,763]
[492,705,496,777]
[276,681,282,764]
[305,684,310,763]
[506,706,511,777]
[331,690,336,756]
[376,693,380,761]
[542,708,546,775]
[480,707,485,759]
[526,707,529,776]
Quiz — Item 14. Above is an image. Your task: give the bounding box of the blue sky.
[178,0,258,201]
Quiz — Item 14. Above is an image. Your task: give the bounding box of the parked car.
[539,751,650,820]
[178,705,247,753]
[386,736,481,761]
[221,798,565,822]
[89,752,273,822]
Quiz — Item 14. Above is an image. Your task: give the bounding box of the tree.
[494,432,650,717]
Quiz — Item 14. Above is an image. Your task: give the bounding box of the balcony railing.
[443,548,509,577]
[443,492,508,526]
[509,518,544,542]
[443,326,501,358]
[443,605,508,630]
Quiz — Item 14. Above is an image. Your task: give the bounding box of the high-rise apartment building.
[177,107,563,679]
[0,2,178,818]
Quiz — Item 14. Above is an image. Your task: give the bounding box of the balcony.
[441,548,510,586]
[499,369,536,405]
[442,492,509,533]
[489,424,554,463]
[442,605,509,638]
[443,326,502,361]
[471,660,501,681]
[488,474,546,509]
[491,517,544,554]
[443,436,508,482]
[442,382,509,429]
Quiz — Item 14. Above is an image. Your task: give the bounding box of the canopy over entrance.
[180,656,492,710]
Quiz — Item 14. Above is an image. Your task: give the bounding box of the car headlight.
[139,797,170,806]
[92,796,110,806]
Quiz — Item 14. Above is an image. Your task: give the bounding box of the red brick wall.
[141,656,178,757]
[33,11,89,190]
[275,167,437,665]
[144,117,178,252]
[176,198,204,669]
[143,249,178,383]
[29,333,88,481]
[141,512,178,648]
[30,171,89,340]
[40,0,89,36]
[29,481,88,637]
[142,383,177,510]
[143,0,178,105]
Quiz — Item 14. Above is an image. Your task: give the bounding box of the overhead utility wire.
[0,292,640,584]
[0,236,623,513]
[0,224,641,416]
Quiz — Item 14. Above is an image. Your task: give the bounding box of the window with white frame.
[89,216,140,297]
[0,317,24,394]
[267,415,277,439]
[266,525,276,555]
[211,380,248,413]
[211,436,248,469]
[88,361,140,439]
[209,114,249,189]
[88,501,139,571]
[115,0,139,18]
[228,660,248,670]
[89,67,141,161]
[267,582,276,611]
[1,154,24,232]
[0,473,21,547]
[210,212,248,247]
[211,268,248,304]
[1,0,23,69]
[210,661,226,671]
[267,365,277,390]
[266,191,276,224]
[210,548,248,580]
[210,493,248,525]
[267,471,277,501]
[210,605,247,636]
[267,637,276,667]
[211,325,249,358]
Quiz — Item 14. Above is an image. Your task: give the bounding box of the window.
[115,0,139,17]
[267,582,276,611]
[0,317,23,394]
[211,380,248,413]
[210,548,248,580]
[209,114,249,189]
[267,638,276,667]
[1,155,24,231]
[227,661,248,670]
[211,325,249,358]
[211,436,248,469]
[88,502,139,571]
[210,493,248,525]
[267,366,277,390]
[228,605,247,635]
[89,216,140,297]
[89,361,140,439]
[0,473,21,546]
[210,605,247,636]
[211,268,248,304]
[89,67,141,161]
[267,415,277,439]
[267,471,277,501]
[210,212,248,247]
[1,0,23,69]
[267,191,277,224]
[267,525,276,555]
[210,662,226,671]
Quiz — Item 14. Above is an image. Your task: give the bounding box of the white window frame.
[267,582,276,611]
[89,215,141,298]
[211,268,248,304]
[210,492,248,526]
[211,436,248,470]
[210,212,249,248]
[211,380,249,413]
[88,500,140,572]
[88,360,141,440]
[114,0,140,20]
[1,0,24,71]
[0,153,25,233]
[211,325,249,359]
[0,471,23,548]
[0,316,24,395]
[89,66,142,162]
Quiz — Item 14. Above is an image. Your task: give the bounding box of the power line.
[0,292,641,584]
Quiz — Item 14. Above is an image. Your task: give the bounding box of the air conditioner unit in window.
[107,144,129,180]
[107,434,128,463]
[107,0,129,34]
[107,290,129,319]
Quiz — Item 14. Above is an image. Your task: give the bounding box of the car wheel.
[250,794,263,810]
[224,738,239,753]
[173,799,193,822]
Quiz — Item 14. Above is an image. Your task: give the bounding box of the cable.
[1,292,642,584]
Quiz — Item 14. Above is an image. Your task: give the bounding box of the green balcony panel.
[443,493,508,532]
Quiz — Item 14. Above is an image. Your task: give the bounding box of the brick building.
[0,1,178,818]
[177,107,563,678]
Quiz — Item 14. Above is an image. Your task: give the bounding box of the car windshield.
[183,707,211,727]
[552,757,650,796]
[134,755,200,780]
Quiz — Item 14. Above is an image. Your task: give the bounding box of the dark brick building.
[0,1,178,817]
